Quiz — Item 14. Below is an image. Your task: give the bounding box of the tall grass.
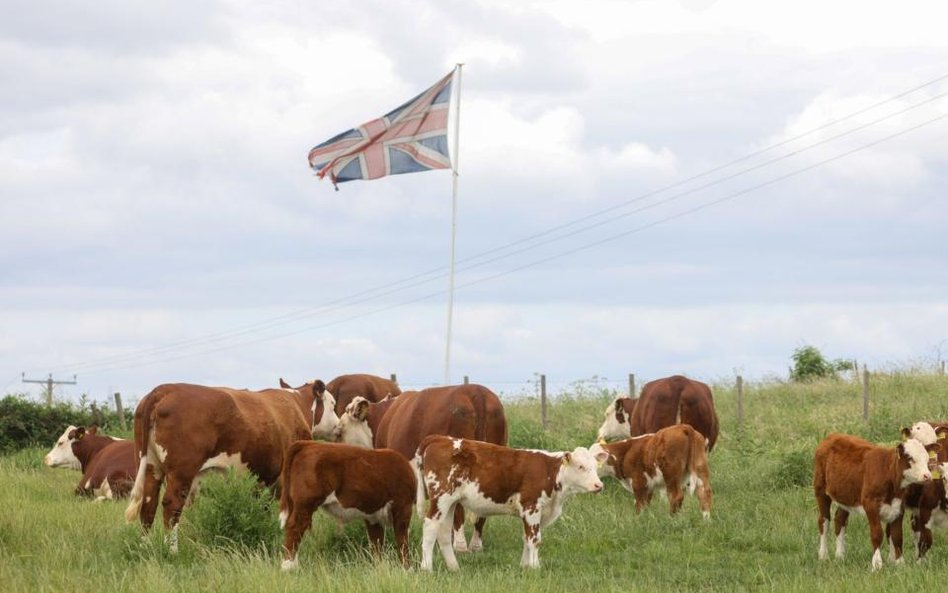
[2,371,948,592]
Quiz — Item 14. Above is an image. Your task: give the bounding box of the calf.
[414,435,607,571]
[813,431,938,570]
[904,422,948,559]
[595,424,712,518]
[279,440,416,570]
[596,396,638,441]
[44,425,136,500]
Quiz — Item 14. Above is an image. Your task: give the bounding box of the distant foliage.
[789,345,854,382]
[184,469,282,553]
[0,394,124,453]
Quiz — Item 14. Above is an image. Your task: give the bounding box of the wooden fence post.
[628,373,636,397]
[862,365,870,422]
[390,373,398,384]
[541,374,548,430]
[114,392,126,430]
[463,375,469,385]
[736,375,743,427]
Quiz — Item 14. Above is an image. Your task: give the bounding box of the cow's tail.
[412,440,431,519]
[124,387,164,523]
[683,425,701,495]
[279,441,306,530]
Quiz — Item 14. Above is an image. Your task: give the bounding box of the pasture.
[2,371,948,593]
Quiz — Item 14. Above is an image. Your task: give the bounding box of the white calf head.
[596,398,633,442]
[44,426,84,469]
[332,397,373,449]
[898,438,936,486]
[310,381,340,440]
[905,422,938,446]
[558,446,608,494]
[589,441,616,478]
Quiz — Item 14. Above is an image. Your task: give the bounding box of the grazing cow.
[333,384,508,552]
[813,431,938,570]
[415,436,607,571]
[124,381,336,533]
[281,373,400,417]
[278,441,416,570]
[44,425,137,500]
[904,422,948,559]
[613,375,719,451]
[595,424,713,518]
[596,397,638,441]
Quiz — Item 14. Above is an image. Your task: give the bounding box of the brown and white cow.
[599,375,718,451]
[278,440,416,570]
[124,381,336,535]
[596,396,638,441]
[333,384,508,552]
[595,424,712,518]
[415,436,607,571]
[44,425,137,500]
[813,431,938,570]
[904,421,948,559]
[280,373,399,417]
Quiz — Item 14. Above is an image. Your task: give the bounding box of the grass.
[3,371,948,592]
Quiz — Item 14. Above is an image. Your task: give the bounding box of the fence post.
[390,373,398,384]
[628,373,636,397]
[862,365,870,422]
[941,360,946,376]
[736,375,743,427]
[114,392,126,430]
[540,374,548,430]
[463,375,469,385]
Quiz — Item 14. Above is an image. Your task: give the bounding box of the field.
[3,371,948,593]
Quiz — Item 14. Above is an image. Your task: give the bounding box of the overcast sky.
[2,0,947,403]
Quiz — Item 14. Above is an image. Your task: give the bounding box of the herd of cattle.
[40,373,948,572]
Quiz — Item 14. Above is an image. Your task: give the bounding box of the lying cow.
[125,381,336,533]
[334,384,508,553]
[279,440,416,570]
[813,430,938,570]
[904,421,948,559]
[44,425,136,500]
[594,424,712,518]
[414,435,607,571]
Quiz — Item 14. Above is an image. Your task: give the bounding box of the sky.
[2,0,947,404]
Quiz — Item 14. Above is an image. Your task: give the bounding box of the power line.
[67,111,947,376]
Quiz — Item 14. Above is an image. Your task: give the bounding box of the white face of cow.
[900,438,934,486]
[558,446,607,495]
[332,397,373,448]
[44,426,82,469]
[311,388,339,440]
[908,422,937,446]
[596,399,631,442]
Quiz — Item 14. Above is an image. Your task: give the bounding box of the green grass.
[3,371,948,592]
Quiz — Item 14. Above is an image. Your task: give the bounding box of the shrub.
[770,449,812,488]
[0,394,124,453]
[183,469,282,553]
[789,345,854,382]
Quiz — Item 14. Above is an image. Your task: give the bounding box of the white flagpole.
[444,63,463,385]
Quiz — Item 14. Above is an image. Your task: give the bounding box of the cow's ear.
[614,398,627,424]
[279,378,291,389]
[927,443,942,456]
[75,426,86,440]
[313,380,326,396]
[355,399,370,421]
[937,428,948,442]
[561,452,572,466]
[593,448,609,464]
[900,426,911,441]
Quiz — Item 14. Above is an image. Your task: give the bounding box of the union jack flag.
[308,71,455,187]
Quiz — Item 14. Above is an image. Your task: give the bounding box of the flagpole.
[444,63,463,386]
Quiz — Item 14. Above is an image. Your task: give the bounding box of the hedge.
[0,394,126,453]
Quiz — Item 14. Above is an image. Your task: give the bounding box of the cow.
[599,375,718,451]
[44,425,137,500]
[123,381,337,536]
[414,435,608,571]
[280,373,400,417]
[596,396,638,441]
[594,424,712,518]
[904,421,948,559]
[278,441,416,570]
[813,431,938,570]
[332,384,508,552]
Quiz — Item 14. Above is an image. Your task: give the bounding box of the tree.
[790,345,854,382]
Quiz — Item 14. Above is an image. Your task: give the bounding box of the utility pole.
[22,372,77,406]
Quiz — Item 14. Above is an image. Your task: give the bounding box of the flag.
[308,71,455,187]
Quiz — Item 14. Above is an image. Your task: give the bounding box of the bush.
[0,394,124,453]
[770,449,812,488]
[789,345,854,382]
[183,469,282,553]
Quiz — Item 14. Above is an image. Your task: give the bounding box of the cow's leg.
[886,516,904,564]
[161,470,196,531]
[865,507,885,571]
[437,503,460,571]
[911,507,933,560]
[519,509,542,569]
[281,496,319,570]
[365,521,385,559]
[391,501,413,568]
[666,483,685,515]
[138,465,163,530]
[469,515,486,552]
[833,507,849,559]
[631,477,649,513]
[422,496,460,571]
[452,505,468,552]
[694,472,712,520]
